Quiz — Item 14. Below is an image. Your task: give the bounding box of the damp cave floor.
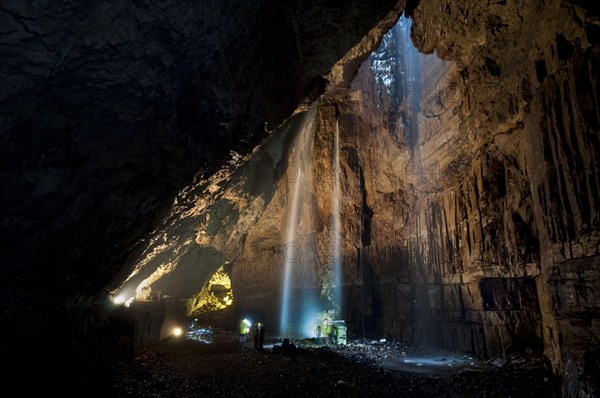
[112,332,561,397]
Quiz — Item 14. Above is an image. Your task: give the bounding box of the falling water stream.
[330,118,342,314]
[279,108,346,337]
[280,109,317,335]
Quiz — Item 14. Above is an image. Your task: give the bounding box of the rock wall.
[352,52,547,355]
[114,4,600,394]
[0,0,404,393]
[421,2,599,396]
[346,0,600,395]
[8,0,597,394]
[0,0,403,298]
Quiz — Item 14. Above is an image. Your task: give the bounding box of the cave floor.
[113,332,561,397]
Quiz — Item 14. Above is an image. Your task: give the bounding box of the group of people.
[240,319,339,348]
[315,322,338,345]
[239,319,266,350]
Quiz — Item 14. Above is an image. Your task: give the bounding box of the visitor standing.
[253,322,259,349]
[316,323,322,345]
[258,323,266,350]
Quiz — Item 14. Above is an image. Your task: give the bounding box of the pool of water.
[379,353,480,375]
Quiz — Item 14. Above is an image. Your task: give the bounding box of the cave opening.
[189,265,234,315]
[370,15,425,148]
[348,14,454,346]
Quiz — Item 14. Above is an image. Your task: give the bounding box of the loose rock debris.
[113,332,560,397]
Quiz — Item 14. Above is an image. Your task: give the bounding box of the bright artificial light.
[112,293,135,307]
[173,327,183,337]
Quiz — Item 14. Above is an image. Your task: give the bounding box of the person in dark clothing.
[331,325,338,345]
[253,323,259,349]
[316,323,322,345]
[258,323,266,350]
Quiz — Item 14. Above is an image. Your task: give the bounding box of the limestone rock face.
[4,0,600,395]
[0,0,403,296]
[0,0,403,391]
[121,1,600,394]
[400,0,600,394]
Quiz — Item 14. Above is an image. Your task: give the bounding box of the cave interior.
[1,0,600,395]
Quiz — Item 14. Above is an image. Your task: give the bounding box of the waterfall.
[280,108,317,336]
[330,118,342,315]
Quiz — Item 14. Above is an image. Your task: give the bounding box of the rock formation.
[114,2,600,395]
[0,0,403,392]
[406,1,600,395]
[2,0,600,396]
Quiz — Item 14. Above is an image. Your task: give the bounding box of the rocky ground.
[112,331,561,397]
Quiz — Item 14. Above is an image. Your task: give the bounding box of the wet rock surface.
[114,333,560,397]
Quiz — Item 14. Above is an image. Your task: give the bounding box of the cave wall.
[6,0,598,394]
[410,1,600,393]
[356,53,548,356]
[0,0,405,392]
[338,0,600,395]
[107,1,406,333]
[108,0,599,393]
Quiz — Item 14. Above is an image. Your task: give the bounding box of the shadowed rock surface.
[2,0,600,396]
[0,0,402,393]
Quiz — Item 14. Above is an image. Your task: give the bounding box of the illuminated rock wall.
[6,0,598,394]
[117,4,600,393]
[337,2,600,395]
[0,0,404,392]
